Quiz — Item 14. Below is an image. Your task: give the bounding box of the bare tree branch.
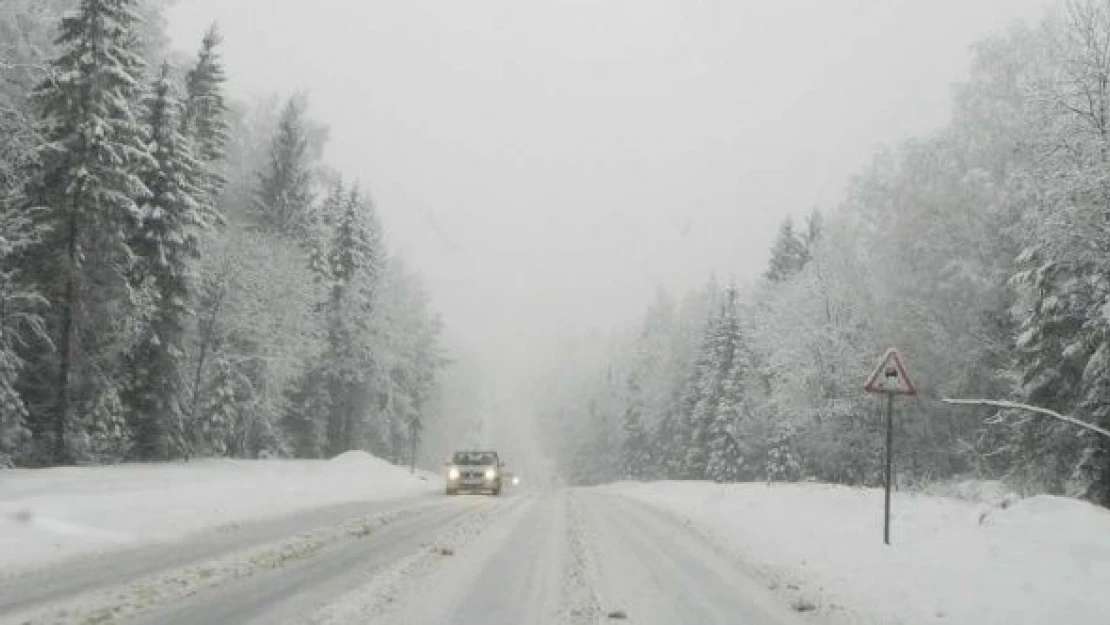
[943,398,1110,439]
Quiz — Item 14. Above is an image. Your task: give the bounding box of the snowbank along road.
[0,489,804,625]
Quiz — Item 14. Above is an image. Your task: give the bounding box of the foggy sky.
[167,0,1047,431]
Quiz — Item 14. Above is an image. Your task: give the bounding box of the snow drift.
[605,481,1110,625]
[0,453,439,577]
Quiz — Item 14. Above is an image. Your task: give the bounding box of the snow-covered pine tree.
[308,180,346,278]
[764,216,810,283]
[0,3,53,464]
[369,258,443,464]
[0,209,48,466]
[620,371,652,480]
[181,24,229,205]
[706,287,747,483]
[682,307,724,480]
[1010,253,1094,484]
[126,63,210,460]
[644,287,713,480]
[252,97,315,241]
[653,405,685,479]
[280,179,345,457]
[198,356,242,456]
[765,420,802,483]
[802,209,822,259]
[321,186,383,455]
[1075,340,1110,503]
[582,395,623,484]
[1052,1,1110,506]
[185,259,232,454]
[329,187,383,290]
[27,0,153,463]
[282,362,330,458]
[1007,0,1110,499]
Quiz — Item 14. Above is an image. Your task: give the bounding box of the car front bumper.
[447,478,501,492]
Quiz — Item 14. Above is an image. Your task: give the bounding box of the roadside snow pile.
[0,454,439,577]
[606,481,1110,625]
[330,449,397,469]
[917,478,1019,508]
[329,450,440,483]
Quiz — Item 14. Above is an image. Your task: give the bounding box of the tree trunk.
[54,214,78,465]
[189,296,222,441]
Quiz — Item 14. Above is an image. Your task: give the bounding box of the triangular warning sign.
[864,348,916,396]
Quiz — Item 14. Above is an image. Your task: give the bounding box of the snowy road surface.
[0,489,802,625]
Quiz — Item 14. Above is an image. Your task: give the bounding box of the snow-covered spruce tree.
[682,306,724,480]
[369,258,443,464]
[184,268,234,455]
[125,63,212,460]
[307,180,346,277]
[189,218,321,458]
[0,209,49,466]
[706,288,750,483]
[0,4,53,465]
[1076,340,1110,503]
[26,0,153,463]
[659,281,720,479]
[577,396,624,484]
[181,24,229,204]
[320,186,383,455]
[765,420,802,483]
[643,288,712,479]
[281,362,329,458]
[1052,1,1110,505]
[197,356,243,456]
[252,97,315,241]
[1010,251,1095,486]
[764,216,810,283]
[751,210,882,484]
[653,405,686,479]
[620,371,652,480]
[282,180,345,457]
[802,209,822,257]
[190,96,323,457]
[1007,0,1110,500]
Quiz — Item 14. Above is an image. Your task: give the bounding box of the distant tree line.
[0,0,443,467]
[542,0,1110,507]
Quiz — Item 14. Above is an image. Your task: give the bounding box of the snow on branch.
[943,398,1110,440]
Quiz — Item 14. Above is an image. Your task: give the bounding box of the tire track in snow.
[0,494,442,613]
[576,490,806,625]
[292,492,532,625]
[561,490,605,624]
[0,498,474,625]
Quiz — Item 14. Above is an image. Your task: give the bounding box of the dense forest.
[0,0,444,467]
[542,0,1110,506]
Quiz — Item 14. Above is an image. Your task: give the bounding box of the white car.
[445,450,503,496]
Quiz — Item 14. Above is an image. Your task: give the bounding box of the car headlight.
[484,468,497,480]
[512,475,520,486]
[448,467,460,480]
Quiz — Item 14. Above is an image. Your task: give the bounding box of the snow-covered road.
[0,489,802,625]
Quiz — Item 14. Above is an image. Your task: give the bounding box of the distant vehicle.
[445,450,503,496]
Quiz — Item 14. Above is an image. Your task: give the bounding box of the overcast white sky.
[168,0,1047,433]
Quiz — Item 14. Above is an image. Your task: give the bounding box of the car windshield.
[453,452,496,466]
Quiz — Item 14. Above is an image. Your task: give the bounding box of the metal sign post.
[864,348,916,546]
[883,392,893,545]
